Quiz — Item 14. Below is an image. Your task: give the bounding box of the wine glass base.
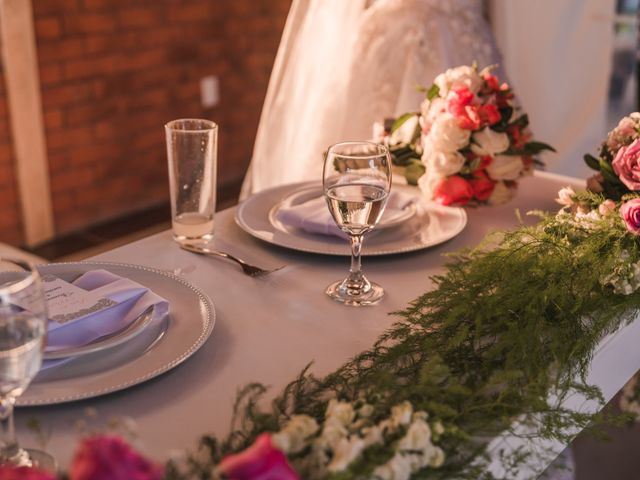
[325,280,385,306]
[2,448,57,472]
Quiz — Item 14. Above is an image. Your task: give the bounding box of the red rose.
[483,73,500,91]
[217,433,299,480]
[432,175,474,206]
[469,170,495,201]
[0,466,55,480]
[70,435,163,480]
[479,104,501,126]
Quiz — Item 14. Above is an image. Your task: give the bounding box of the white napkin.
[45,269,168,353]
[275,190,416,237]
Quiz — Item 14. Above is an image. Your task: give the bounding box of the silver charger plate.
[236,182,467,256]
[19,262,215,406]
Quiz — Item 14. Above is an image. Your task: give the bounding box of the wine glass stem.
[0,396,18,460]
[348,234,365,287]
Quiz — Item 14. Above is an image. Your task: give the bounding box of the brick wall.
[0,68,22,246]
[0,0,290,244]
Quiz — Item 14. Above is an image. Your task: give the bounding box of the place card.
[41,274,116,327]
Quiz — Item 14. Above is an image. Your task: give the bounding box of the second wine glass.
[0,259,55,470]
[323,141,392,306]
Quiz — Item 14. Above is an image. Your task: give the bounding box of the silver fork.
[179,244,283,277]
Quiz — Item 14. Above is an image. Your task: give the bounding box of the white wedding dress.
[240,0,502,198]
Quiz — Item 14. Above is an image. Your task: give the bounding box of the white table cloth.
[16,171,636,477]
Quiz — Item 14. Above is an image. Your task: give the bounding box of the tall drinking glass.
[323,142,392,306]
[165,119,218,245]
[0,259,53,469]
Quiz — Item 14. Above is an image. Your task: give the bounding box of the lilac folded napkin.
[45,269,168,353]
[275,190,417,237]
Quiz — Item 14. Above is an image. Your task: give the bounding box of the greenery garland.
[164,190,640,480]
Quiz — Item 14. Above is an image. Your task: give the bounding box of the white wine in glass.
[0,259,55,470]
[323,142,391,306]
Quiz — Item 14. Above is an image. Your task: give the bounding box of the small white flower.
[432,420,444,436]
[470,128,510,157]
[326,399,355,426]
[390,401,413,427]
[486,154,523,181]
[598,199,616,215]
[487,181,514,205]
[358,404,374,418]
[373,453,413,480]
[555,186,576,206]
[272,414,319,454]
[434,65,483,96]
[428,114,471,152]
[326,436,365,472]
[429,446,446,467]
[362,425,383,447]
[412,411,429,422]
[318,419,347,449]
[398,419,432,452]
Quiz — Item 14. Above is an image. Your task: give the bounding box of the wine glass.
[323,141,392,306]
[0,259,54,469]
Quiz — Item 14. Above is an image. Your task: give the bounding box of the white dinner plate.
[19,262,215,406]
[236,182,467,256]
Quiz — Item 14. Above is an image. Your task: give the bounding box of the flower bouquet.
[584,112,640,200]
[374,64,554,206]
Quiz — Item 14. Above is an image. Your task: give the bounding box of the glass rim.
[0,259,39,298]
[165,118,218,133]
[327,141,389,159]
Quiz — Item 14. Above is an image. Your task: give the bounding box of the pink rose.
[217,433,299,480]
[469,170,495,201]
[0,466,55,480]
[612,138,640,190]
[70,435,163,480]
[620,198,640,235]
[432,175,474,206]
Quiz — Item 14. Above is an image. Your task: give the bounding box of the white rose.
[389,115,419,146]
[272,414,319,454]
[486,154,523,181]
[487,181,514,205]
[417,171,442,199]
[429,114,471,152]
[390,401,414,427]
[424,150,466,177]
[421,97,447,124]
[555,186,576,206]
[327,436,365,472]
[434,65,483,96]
[470,128,510,157]
[325,399,355,426]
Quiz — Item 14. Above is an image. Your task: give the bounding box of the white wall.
[490,0,615,178]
